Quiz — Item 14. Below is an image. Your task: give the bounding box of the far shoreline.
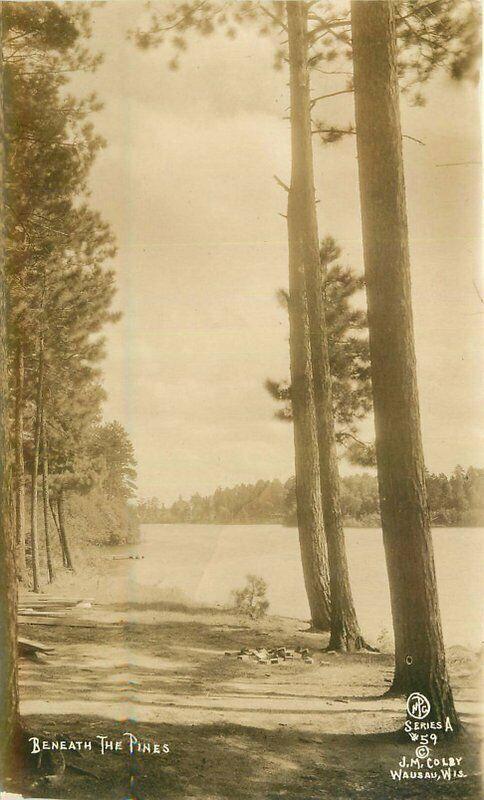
[139,521,484,530]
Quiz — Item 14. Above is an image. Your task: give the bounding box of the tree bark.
[292,387,332,632]
[57,489,75,572]
[30,334,43,593]
[281,5,332,631]
[287,1,362,651]
[0,327,21,782]
[49,497,68,566]
[0,4,22,777]
[14,341,27,582]
[351,0,458,727]
[41,409,54,583]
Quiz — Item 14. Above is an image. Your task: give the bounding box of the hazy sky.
[74,2,482,502]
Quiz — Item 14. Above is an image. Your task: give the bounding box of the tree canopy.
[3,1,138,589]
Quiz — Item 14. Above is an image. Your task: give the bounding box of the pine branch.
[307,15,351,29]
[402,133,426,146]
[337,430,371,448]
[472,280,484,305]
[435,160,481,167]
[273,174,290,192]
[310,89,353,108]
[312,67,353,75]
[258,3,287,32]
[312,126,426,146]
[396,0,444,25]
[153,0,209,34]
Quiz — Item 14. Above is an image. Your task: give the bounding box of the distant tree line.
[138,466,484,528]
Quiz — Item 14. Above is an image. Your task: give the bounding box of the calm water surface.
[113,524,483,649]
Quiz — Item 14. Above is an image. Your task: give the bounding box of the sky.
[72,1,482,503]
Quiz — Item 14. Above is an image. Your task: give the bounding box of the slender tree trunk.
[351,0,458,727]
[41,410,54,583]
[0,308,21,782]
[287,1,362,651]
[57,489,75,572]
[14,341,27,583]
[281,13,332,630]
[49,497,68,566]
[30,334,43,593]
[0,5,22,776]
[292,388,332,631]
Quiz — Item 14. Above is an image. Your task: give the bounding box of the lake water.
[114,524,483,650]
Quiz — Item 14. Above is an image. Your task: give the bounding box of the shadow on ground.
[10,716,482,800]
[15,602,482,799]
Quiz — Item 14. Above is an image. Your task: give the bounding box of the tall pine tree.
[351,0,458,726]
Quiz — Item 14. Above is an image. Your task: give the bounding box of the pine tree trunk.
[49,497,68,566]
[0,4,22,775]
[0,326,21,781]
[287,1,362,650]
[57,490,75,572]
[293,404,332,631]
[30,335,43,593]
[14,341,27,582]
[282,4,331,630]
[351,0,458,727]
[41,410,54,583]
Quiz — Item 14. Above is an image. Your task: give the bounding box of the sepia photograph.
[0,1,482,798]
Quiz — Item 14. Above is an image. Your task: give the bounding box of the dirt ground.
[10,561,483,800]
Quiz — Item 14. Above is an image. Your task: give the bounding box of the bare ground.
[10,583,483,800]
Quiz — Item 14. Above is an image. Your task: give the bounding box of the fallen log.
[110,554,144,561]
[18,617,121,629]
[18,636,55,654]
[19,594,94,603]
[18,610,71,618]
[19,599,94,606]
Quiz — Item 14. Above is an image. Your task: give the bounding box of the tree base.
[325,635,379,654]
[4,729,69,790]
[305,623,331,634]
[384,679,462,736]
[383,684,405,698]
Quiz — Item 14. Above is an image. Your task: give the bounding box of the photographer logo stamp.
[389,695,466,782]
[406,692,431,720]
